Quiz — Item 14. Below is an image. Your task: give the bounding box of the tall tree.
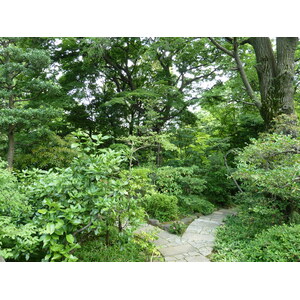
[0,38,59,168]
[209,37,299,128]
[55,37,223,138]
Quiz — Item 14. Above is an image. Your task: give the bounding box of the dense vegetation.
[0,37,299,262]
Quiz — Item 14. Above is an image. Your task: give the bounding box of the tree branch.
[229,99,257,106]
[73,221,93,236]
[14,99,31,103]
[208,38,234,58]
[232,38,262,109]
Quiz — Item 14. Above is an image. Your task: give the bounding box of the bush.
[142,193,179,222]
[14,131,77,170]
[0,160,31,219]
[0,160,39,261]
[150,166,206,196]
[3,133,145,262]
[22,147,145,261]
[201,152,236,206]
[122,167,155,196]
[234,127,300,220]
[0,216,42,261]
[169,221,187,235]
[241,224,300,262]
[74,234,160,262]
[179,195,215,215]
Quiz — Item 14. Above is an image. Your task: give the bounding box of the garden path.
[135,208,236,262]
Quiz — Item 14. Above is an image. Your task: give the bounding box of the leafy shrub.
[74,234,161,262]
[122,167,155,197]
[234,128,300,220]
[0,216,40,261]
[240,224,300,262]
[8,133,145,262]
[179,195,215,215]
[0,160,31,219]
[201,152,236,206]
[290,211,300,224]
[14,131,77,170]
[150,166,206,196]
[169,221,187,235]
[142,193,179,222]
[0,160,39,261]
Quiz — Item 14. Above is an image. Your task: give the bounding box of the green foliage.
[179,195,215,215]
[0,38,61,168]
[150,166,206,196]
[211,116,300,262]
[14,131,77,170]
[234,129,300,219]
[142,193,179,222]
[74,233,161,262]
[2,37,299,262]
[0,160,30,218]
[240,224,300,262]
[123,167,155,196]
[0,216,40,261]
[201,152,236,206]
[169,221,187,235]
[211,201,284,262]
[0,108,61,130]
[9,133,145,262]
[0,160,39,261]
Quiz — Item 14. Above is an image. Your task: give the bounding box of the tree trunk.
[7,125,15,169]
[7,95,15,169]
[156,142,162,166]
[276,38,298,116]
[249,37,298,128]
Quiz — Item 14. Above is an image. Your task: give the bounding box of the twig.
[73,221,93,236]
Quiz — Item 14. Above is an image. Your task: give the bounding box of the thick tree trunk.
[249,37,298,128]
[276,38,298,116]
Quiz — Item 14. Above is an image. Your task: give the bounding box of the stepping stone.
[185,255,210,262]
[164,257,178,262]
[154,238,170,247]
[159,244,197,256]
[198,247,213,256]
[181,233,204,241]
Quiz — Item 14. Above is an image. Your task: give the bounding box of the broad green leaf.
[46,223,56,234]
[66,234,74,244]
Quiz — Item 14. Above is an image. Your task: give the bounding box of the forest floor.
[135,208,236,262]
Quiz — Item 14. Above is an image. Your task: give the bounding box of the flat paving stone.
[175,254,185,259]
[159,244,197,256]
[185,255,210,262]
[181,233,205,241]
[198,247,213,256]
[164,257,178,262]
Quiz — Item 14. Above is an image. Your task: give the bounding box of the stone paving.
[135,208,236,262]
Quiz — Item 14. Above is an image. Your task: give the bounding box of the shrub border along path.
[135,208,236,262]
[0,209,236,263]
